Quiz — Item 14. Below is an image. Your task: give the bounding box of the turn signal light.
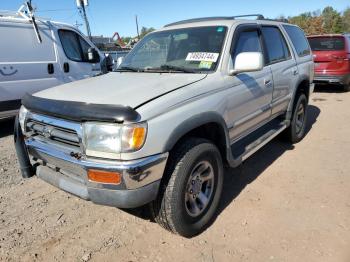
[88,169,121,185]
[130,127,146,149]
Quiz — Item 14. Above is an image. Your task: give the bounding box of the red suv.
[308,34,350,91]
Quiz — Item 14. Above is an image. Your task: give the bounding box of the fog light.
[88,169,122,185]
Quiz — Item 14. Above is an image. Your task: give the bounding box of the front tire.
[150,138,223,238]
[284,93,308,143]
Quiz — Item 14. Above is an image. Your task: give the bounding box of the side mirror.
[105,55,114,72]
[88,47,100,63]
[229,52,263,75]
[116,57,124,68]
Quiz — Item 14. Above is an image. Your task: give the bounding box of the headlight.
[83,122,147,158]
[18,106,28,133]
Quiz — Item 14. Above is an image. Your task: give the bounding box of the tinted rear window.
[283,25,311,57]
[262,26,291,64]
[308,37,345,51]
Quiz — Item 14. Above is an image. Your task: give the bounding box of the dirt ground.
[0,86,350,262]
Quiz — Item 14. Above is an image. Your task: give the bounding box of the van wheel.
[284,93,308,143]
[150,138,223,238]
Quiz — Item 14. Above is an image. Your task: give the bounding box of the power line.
[36,8,76,13]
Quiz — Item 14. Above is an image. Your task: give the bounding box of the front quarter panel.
[120,73,233,160]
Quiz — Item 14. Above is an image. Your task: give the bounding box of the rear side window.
[232,30,262,65]
[58,30,92,62]
[308,37,345,51]
[283,25,311,57]
[262,26,291,64]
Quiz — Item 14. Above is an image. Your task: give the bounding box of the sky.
[2,0,349,37]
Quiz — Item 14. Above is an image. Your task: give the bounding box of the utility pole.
[76,0,91,40]
[135,15,140,40]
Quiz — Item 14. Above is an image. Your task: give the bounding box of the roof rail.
[164,14,267,27]
[0,10,20,18]
[232,14,265,20]
[261,18,289,23]
[164,17,233,27]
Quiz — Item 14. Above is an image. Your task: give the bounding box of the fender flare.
[163,111,231,156]
[286,76,311,119]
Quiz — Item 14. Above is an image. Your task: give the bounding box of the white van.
[0,8,107,119]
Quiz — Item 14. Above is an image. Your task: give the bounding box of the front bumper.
[22,137,168,208]
[313,74,350,85]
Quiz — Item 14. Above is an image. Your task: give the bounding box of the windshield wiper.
[155,64,197,73]
[116,66,142,72]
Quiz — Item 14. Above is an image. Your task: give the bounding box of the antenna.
[74,20,83,28]
[135,15,140,40]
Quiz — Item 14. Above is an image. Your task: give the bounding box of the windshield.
[119,26,228,73]
[308,37,345,51]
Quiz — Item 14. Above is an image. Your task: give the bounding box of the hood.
[34,72,207,108]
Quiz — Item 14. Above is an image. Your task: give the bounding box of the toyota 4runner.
[15,15,314,237]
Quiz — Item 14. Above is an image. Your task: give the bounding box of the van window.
[0,23,56,62]
[232,30,262,65]
[308,37,345,51]
[262,26,291,64]
[58,30,92,62]
[283,25,311,57]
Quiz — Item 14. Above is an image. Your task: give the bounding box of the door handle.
[63,62,69,73]
[293,68,298,75]
[264,79,272,86]
[47,63,54,74]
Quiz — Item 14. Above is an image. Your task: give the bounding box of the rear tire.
[284,93,308,143]
[150,138,223,238]
[343,84,350,92]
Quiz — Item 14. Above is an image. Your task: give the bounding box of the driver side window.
[232,30,262,67]
[58,30,92,62]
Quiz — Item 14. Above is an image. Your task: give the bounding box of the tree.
[288,12,322,35]
[322,6,343,33]
[283,6,349,35]
[139,27,155,39]
[121,36,132,44]
[343,7,350,33]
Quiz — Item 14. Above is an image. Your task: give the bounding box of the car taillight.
[331,54,347,60]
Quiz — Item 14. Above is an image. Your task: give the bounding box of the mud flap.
[14,116,35,178]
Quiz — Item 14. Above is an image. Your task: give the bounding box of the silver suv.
[15,15,314,237]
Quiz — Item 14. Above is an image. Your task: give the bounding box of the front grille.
[26,119,80,148]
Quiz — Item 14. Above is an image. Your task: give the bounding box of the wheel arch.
[163,112,231,165]
[287,77,311,119]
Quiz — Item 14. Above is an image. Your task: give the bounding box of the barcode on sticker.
[186,52,219,62]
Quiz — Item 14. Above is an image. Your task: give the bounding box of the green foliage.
[139,27,156,39]
[322,6,343,33]
[343,7,350,33]
[121,36,132,43]
[286,6,349,35]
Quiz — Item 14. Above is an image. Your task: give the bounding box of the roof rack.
[232,14,265,20]
[164,14,291,27]
[0,2,42,43]
[164,14,265,27]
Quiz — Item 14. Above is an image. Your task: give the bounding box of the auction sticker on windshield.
[186,52,219,62]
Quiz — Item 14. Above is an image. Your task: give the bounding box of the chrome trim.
[0,109,18,119]
[26,111,84,150]
[27,111,83,137]
[25,138,168,190]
